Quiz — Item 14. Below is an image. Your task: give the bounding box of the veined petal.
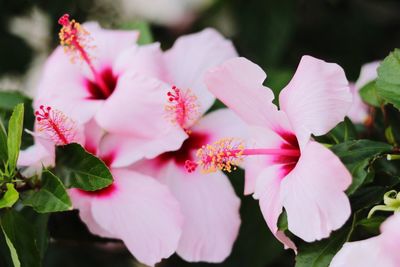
[191,108,248,142]
[279,56,352,147]
[254,166,297,251]
[90,169,183,266]
[164,28,238,116]
[158,162,241,263]
[281,141,351,242]
[205,57,289,130]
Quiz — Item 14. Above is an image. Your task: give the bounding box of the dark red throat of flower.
[58,14,115,100]
[35,105,77,146]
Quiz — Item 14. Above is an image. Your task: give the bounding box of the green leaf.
[22,171,72,213]
[2,229,20,267]
[1,210,41,267]
[55,143,113,191]
[327,117,357,144]
[376,49,400,110]
[119,21,153,45]
[295,226,351,267]
[0,184,19,209]
[0,92,30,112]
[356,216,385,235]
[0,119,8,165]
[359,80,383,107]
[20,208,49,260]
[277,210,288,231]
[7,104,24,172]
[331,140,392,195]
[385,126,397,145]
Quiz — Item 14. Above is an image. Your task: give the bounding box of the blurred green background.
[0,0,400,266]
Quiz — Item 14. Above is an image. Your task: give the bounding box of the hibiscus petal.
[83,22,139,68]
[355,61,379,89]
[95,72,187,166]
[191,108,248,142]
[164,28,237,115]
[100,129,187,168]
[68,189,114,238]
[329,237,395,267]
[159,163,240,262]
[281,141,351,242]
[254,166,296,251]
[279,56,352,146]
[113,43,165,79]
[243,126,286,195]
[90,169,183,266]
[205,57,289,130]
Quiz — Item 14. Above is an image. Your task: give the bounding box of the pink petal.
[17,140,55,177]
[243,126,287,195]
[205,57,290,130]
[83,22,139,68]
[113,43,165,79]
[82,119,105,155]
[279,56,352,146]
[347,61,379,124]
[329,237,395,267]
[380,213,400,263]
[254,166,296,251]
[90,169,183,266]
[281,141,351,242]
[95,72,187,166]
[355,61,380,89]
[164,28,238,115]
[100,129,187,168]
[159,162,240,262]
[331,213,400,267]
[68,189,113,238]
[191,108,248,142]
[347,83,369,124]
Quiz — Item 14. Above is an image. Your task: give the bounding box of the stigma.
[35,105,77,146]
[165,85,200,132]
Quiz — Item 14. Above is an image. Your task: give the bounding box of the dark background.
[1,0,399,266]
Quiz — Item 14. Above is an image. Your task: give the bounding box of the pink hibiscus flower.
[132,89,245,262]
[19,107,184,266]
[97,25,238,167]
[330,213,400,267]
[347,61,379,124]
[35,14,185,162]
[193,56,353,248]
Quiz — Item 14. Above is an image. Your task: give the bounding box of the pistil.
[58,14,111,98]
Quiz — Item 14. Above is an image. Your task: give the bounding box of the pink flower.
[201,56,353,248]
[69,120,184,267]
[35,14,186,162]
[133,105,245,262]
[20,107,184,266]
[330,213,400,267]
[98,26,238,167]
[112,29,243,262]
[347,61,379,124]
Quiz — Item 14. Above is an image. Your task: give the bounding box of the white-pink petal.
[164,28,238,116]
[281,141,351,242]
[330,213,400,267]
[89,169,183,266]
[205,57,289,130]
[279,56,352,147]
[159,162,241,263]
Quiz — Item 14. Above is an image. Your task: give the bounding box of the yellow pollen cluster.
[58,17,94,63]
[165,86,200,130]
[196,138,244,173]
